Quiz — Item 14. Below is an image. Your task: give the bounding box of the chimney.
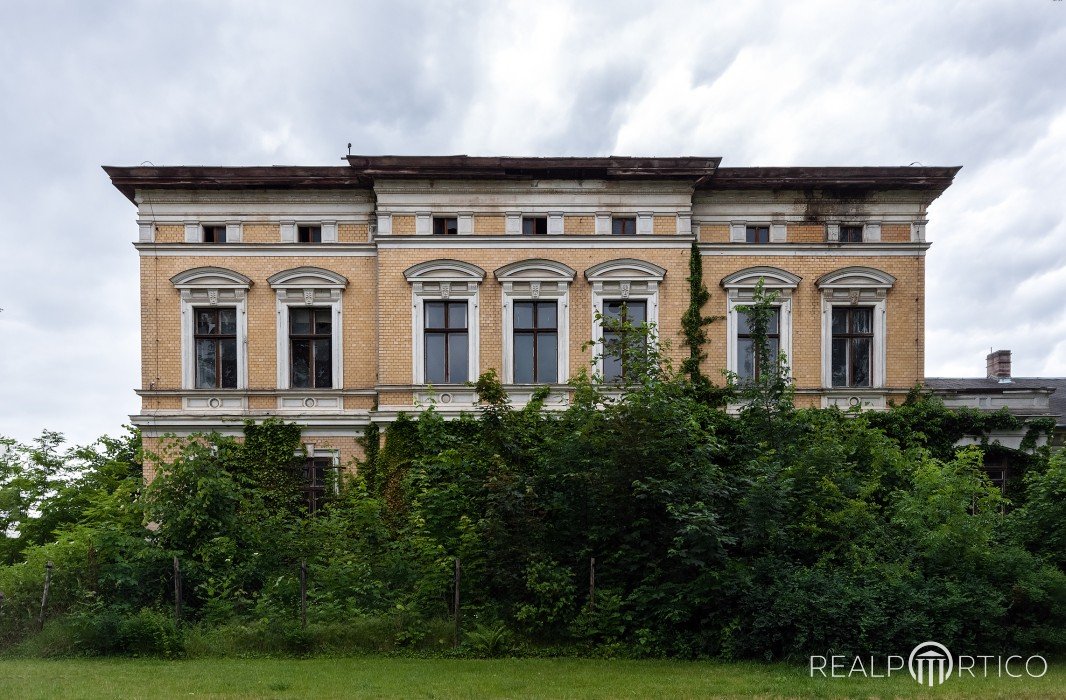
[986,349,1011,382]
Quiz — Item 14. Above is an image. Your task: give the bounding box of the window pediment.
[721,266,801,290]
[171,266,252,290]
[268,267,348,290]
[494,259,576,282]
[816,266,895,290]
[584,258,666,283]
[403,259,486,283]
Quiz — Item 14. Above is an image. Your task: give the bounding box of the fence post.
[300,559,308,629]
[173,556,182,625]
[453,557,461,647]
[589,556,596,611]
[37,561,53,630]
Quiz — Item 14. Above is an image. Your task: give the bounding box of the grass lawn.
[0,657,1063,699]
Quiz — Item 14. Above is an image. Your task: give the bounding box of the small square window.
[522,217,547,235]
[612,217,636,235]
[840,225,863,243]
[298,225,322,243]
[433,217,458,235]
[202,225,227,243]
[745,226,770,244]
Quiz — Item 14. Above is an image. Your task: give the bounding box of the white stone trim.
[416,212,432,236]
[595,211,611,235]
[405,259,485,385]
[548,212,564,235]
[585,258,664,377]
[505,212,522,235]
[138,220,154,243]
[171,267,252,391]
[269,267,348,390]
[817,266,895,389]
[495,259,577,384]
[636,212,653,235]
[135,244,377,257]
[457,212,473,236]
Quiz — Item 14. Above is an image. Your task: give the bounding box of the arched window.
[816,266,895,390]
[404,259,486,384]
[268,267,348,390]
[584,258,666,381]
[494,259,577,384]
[720,267,801,381]
[171,267,252,393]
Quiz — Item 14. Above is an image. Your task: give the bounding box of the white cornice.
[699,243,929,256]
[134,243,377,257]
[376,235,696,249]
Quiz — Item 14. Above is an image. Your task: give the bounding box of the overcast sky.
[1,0,1064,446]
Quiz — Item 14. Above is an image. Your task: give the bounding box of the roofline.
[344,154,723,180]
[103,160,962,205]
[102,165,368,203]
[710,166,962,195]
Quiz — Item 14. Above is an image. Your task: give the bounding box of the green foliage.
[680,242,721,398]
[1,357,1063,659]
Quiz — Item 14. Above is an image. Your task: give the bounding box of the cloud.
[0,0,1064,444]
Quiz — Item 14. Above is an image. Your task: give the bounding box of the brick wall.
[243,222,278,243]
[564,216,595,235]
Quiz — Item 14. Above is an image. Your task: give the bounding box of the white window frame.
[404,259,486,385]
[281,221,338,243]
[720,267,800,379]
[494,259,576,384]
[268,267,348,390]
[816,266,896,389]
[171,267,252,390]
[584,258,666,378]
[827,221,881,243]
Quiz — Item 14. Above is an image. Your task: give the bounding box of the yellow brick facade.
[115,158,956,477]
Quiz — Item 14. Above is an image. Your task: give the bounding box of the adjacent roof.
[925,377,1066,425]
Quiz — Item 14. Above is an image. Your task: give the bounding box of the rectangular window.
[290,307,333,388]
[602,300,647,381]
[301,456,334,514]
[736,307,781,381]
[745,225,770,244]
[433,217,458,236]
[424,301,468,383]
[194,307,238,388]
[611,217,637,236]
[297,225,322,243]
[840,225,863,243]
[522,217,547,235]
[513,301,558,383]
[831,307,873,387]
[202,225,227,243]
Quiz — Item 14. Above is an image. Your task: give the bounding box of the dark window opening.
[301,456,334,513]
[203,225,227,243]
[194,307,238,388]
[736,307,781,381]
[612,217,637,236]
[522,217,547,235]
[602,300,647,381]
[298,225,322,243]
[513,301,558,383]
[433,217,458,235]
[831,307,873,387]
[425,301,468,383]
[745,225,770,244]
[290,307,332,388]
[840,225,864,243]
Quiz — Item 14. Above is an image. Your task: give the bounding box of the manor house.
[106,156,958,481]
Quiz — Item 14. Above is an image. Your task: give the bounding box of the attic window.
[298,225,322,243]
[202,225,227,243]
[840,225,863,243]
[433,217,458,235]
